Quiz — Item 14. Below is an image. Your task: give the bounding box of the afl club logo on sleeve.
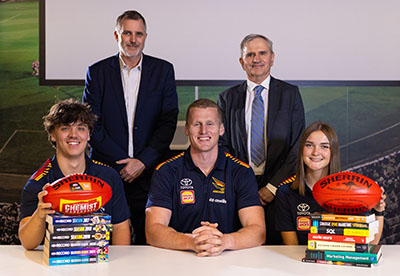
[180,190,195,204]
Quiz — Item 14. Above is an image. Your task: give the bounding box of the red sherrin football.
[312,172,381,214]
[43,174,112,215]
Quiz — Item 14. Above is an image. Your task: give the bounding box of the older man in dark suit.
[83,10,178,245]
[218,34,305,245]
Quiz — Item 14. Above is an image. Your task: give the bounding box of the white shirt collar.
[246,75,271,93]
[119,54,143,71]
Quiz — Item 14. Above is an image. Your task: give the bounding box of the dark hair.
[116,10,146,31]
[185,99,222,125]
[291,121,340,195]
[43,98,97,146]
[240,34,274,57]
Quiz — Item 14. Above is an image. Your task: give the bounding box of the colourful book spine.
[315,220,378,230]
[302,257,373,268]
[305,245,382,264]
[43,254,109,266]
[46,239,109,250]
[308,233,371,244]
[310,226,373,237]
[48,224,112,234]
[308,240,369,252]
[305,244,382,264]
[46,229,110,242]
[46,213,111,225]
[45,247,107,258]
[310,213,375,223]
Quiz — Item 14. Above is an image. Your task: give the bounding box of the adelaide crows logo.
[212,177,225,194]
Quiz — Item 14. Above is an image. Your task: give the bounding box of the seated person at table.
[275,121,386,245]
[19,99,131,250]
[145,99,265,256]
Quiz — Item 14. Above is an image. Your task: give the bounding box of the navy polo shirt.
[275,176,325,245]
[20,155,130,225]
[146,148,261,234]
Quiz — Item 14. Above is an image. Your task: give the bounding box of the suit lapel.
[234,82,249,159]
[267,76,280,149]
[135,54,149,118]
[111,54,128,129]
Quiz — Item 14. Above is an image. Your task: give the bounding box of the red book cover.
[308,233,370,244]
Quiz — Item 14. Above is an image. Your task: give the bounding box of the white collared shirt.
[119,55,143,158]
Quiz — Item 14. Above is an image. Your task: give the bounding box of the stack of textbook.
[302,212,382,268]
[43,213,112,266]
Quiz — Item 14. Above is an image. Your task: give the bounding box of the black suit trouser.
[256,175,283,245]
[124,173,151,245]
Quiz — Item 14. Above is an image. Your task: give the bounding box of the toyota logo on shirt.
[180,178,193,189]
[297,203,310,212]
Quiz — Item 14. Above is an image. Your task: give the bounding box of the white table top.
[0,245,397,275]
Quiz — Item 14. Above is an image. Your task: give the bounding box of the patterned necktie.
[251,85,265,166]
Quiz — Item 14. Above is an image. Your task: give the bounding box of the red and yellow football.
[43,174,112,215]
[312,171,381,214]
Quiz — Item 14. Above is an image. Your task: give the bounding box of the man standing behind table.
[83,10,178,245]
[218,34,305,245]
[145,99,265,256]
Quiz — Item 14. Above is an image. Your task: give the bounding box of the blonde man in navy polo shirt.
[145,99,265,257]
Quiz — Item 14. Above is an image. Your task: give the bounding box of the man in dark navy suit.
[83,10,178,245]
[218,34,305,245]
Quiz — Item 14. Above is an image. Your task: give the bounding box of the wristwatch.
[372,209,385,216]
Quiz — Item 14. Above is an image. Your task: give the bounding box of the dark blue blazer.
[218,77,305,189]
[83,53,178,191]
